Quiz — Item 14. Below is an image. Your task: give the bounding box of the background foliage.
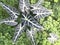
[0,0,60,45]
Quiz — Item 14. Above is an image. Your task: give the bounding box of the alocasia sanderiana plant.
[47,33,59,44]
[0,0,52,45]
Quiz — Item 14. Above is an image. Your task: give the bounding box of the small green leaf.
[54,0,58,3]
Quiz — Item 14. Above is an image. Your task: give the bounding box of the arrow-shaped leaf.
[26,29,36,45]
[0,17,17,26]
[0,2,20,19]
[19,0,30,13]
[47,33,59,44]
[31,5,52,19]
[12,23,25,44]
